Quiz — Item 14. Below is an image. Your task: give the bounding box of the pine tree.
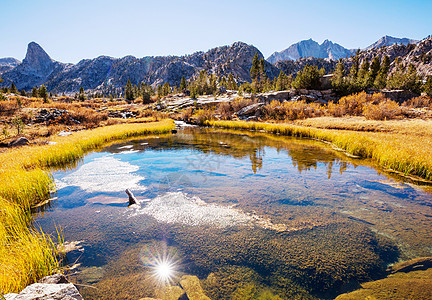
[32,87,38,98]
[332,60,349,95]
[125,79,134,100]
[162,82,170,96]
[374,55,390,89]
[156,84,163,98]
[357,58,370,89]
[423,77,432,97]
[292,64,321,90]
[10,83,18,94]
[180,76,187,91]
[38,85,48,102]
[227,73,237,90]
[250,52,259,80]
[78,86,86,101]
[275,71,286,91]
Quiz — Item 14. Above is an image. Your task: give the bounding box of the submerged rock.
[4,274,83,300]
[180,275,210,300]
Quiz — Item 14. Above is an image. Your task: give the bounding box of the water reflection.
[35,127,432,299]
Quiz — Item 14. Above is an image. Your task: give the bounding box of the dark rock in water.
[171,129,178,134]
[9,137,29,147]
[4,274,83,300]
[125,188,138,205]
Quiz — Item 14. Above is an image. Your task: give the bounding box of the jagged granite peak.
[24,42,53,67]
[365,35,419,50]
[267,39,354,64]
[0,42,66,90]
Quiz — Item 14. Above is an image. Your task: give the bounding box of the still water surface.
[35,128,432,299]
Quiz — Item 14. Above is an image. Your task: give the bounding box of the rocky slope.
[267,39,354,63]
[343,36,432,76]
[0,42,279,94]
[0,57,20,74]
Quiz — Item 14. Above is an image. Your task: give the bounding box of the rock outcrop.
[4,274,83,300]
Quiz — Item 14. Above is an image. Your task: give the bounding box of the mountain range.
[267,36,419,64]
[0,35,428,94]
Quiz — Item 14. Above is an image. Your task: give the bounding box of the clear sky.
[1,0,431,63]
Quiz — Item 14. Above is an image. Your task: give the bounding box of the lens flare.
[140,241,181,285]
[154,260,175,282]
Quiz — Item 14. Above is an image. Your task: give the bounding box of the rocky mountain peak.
[23,42,53,68]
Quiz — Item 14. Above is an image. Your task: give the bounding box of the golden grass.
[204,120,432,181]
[0,119,174,293]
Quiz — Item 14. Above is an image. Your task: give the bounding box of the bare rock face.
[4,274,83,300]
[267,38,354,63]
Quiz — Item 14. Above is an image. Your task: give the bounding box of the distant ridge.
[267,39,354,64]
[364,35,419,50]
[267,35,419,64]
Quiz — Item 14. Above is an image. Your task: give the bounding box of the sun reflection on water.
[139,241,181,285]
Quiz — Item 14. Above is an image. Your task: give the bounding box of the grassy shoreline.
[204,119,432,182]
[0,119,174,294]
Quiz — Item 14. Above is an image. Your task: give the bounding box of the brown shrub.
[326,92,389,117]
[263,100,323,121]
[404,96,432,108]
[216,102,233,120]
[194,109,214,125]
[70,107,108,128]
[0,99,19,116]
[363,100,403,120]
[179,107,194,122]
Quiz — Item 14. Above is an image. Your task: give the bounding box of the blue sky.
[1,0,431,63]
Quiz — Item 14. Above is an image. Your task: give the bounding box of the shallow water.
[35,128,432,299]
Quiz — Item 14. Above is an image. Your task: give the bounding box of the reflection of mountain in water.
[105,128,352,177]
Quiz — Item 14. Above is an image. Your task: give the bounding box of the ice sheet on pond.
[131,192,253,227]
[55,155,145,193]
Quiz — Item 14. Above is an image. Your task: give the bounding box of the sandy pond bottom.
[35,128,432,299]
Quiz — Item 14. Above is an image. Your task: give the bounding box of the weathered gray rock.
[235,103,264,118]
[4,274,83,300]
[9,137,29,147]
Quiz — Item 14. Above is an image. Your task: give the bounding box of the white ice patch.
[55,155,145,193]
[131,192,253,227]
